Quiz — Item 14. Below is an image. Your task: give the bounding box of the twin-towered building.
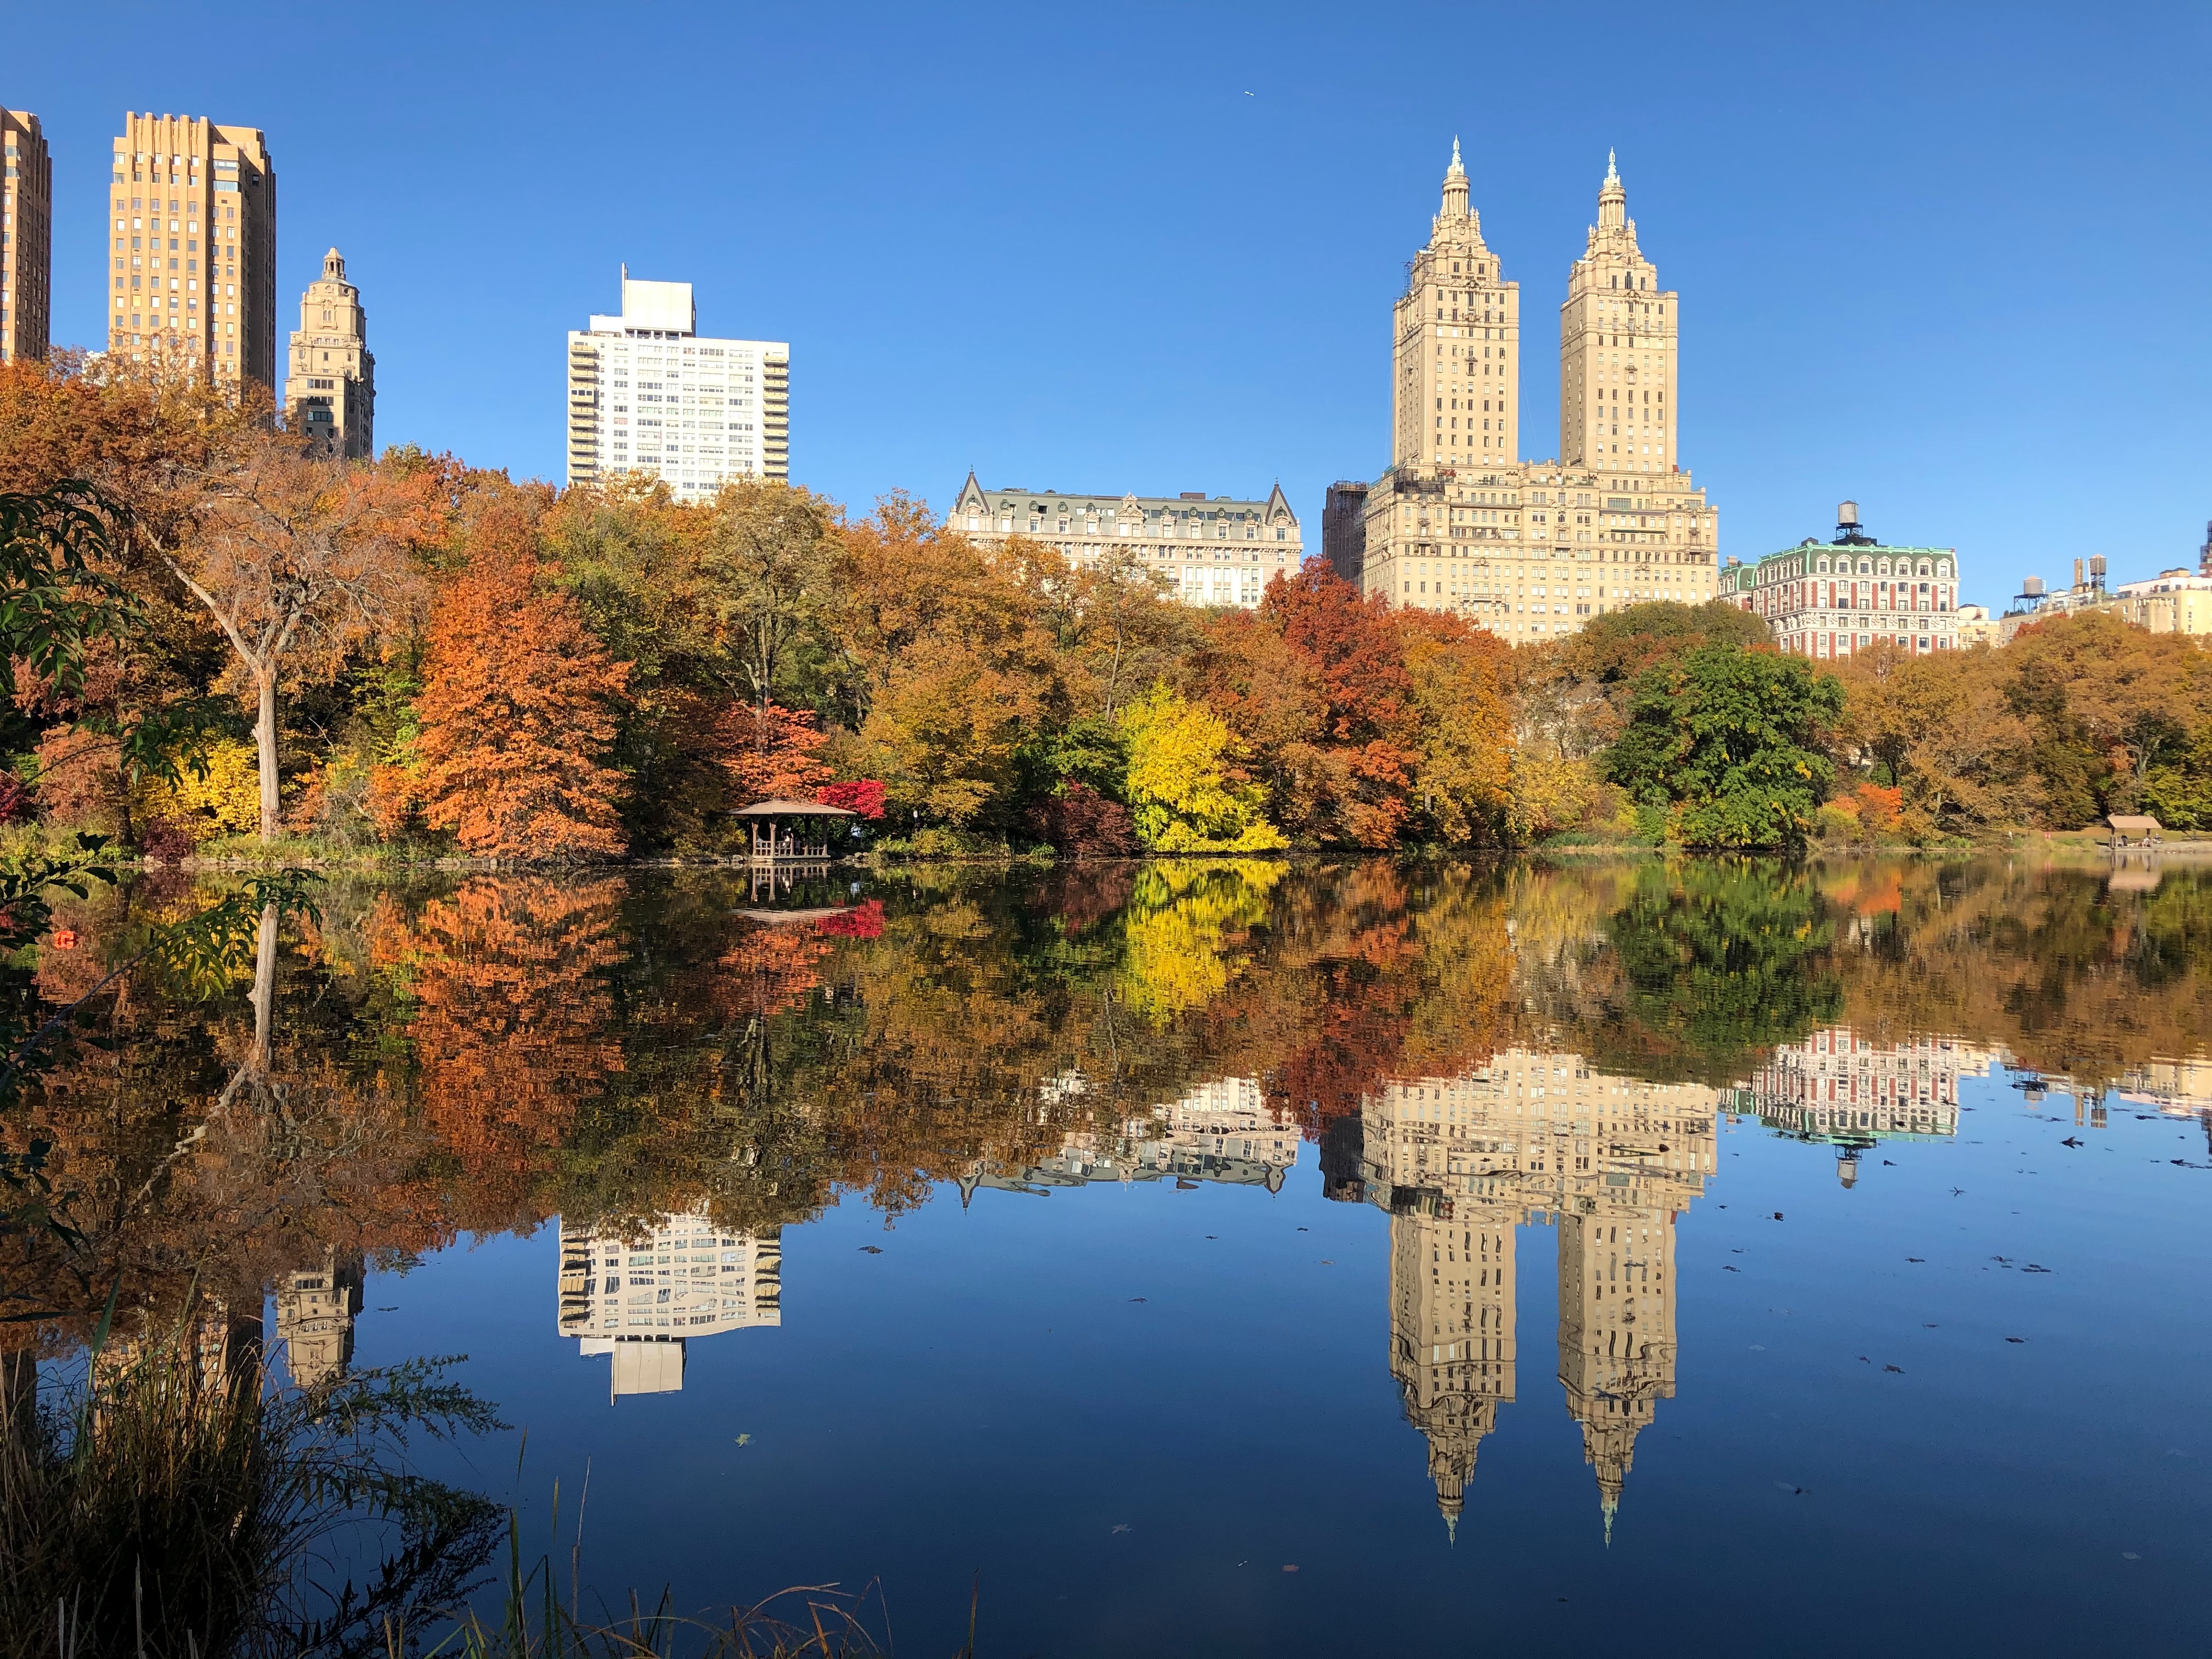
[1352,145,1723,640]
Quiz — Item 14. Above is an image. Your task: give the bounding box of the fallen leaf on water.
[859,1246,883,1255]
[735,1434,752,1447]
[1774,1481,1804,1494]
[1906,1257,1925,1263]
[1319,1259,1335,1266]
[1128,1297,1147,1304]
[1722,1266,1741,1273]
[1111,1523,1132,1534]
[1884,1364,1904,1374]
[1282,1565,1299,1573]
[2006,1337,2027,1344]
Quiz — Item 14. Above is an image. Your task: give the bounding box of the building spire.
[1605,146,1618,186]
[1440,138,1470,219]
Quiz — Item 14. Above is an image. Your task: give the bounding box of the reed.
[411,1505,978,1659]
[0,1299,503,1659]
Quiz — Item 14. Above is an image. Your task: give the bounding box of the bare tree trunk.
[256,673,280,843]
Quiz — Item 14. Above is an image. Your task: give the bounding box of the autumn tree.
[1118,682,1286,853]
[159,432,441,839]
[698,478,837,752]
[1395,609,1514,844]
[411,496,630,860]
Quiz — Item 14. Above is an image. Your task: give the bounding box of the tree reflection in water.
[4,854,2207,1355]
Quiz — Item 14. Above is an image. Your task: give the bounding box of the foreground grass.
[0,1313,500,1659]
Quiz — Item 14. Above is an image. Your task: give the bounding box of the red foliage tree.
[1025,780,1136,856]
[816,778,887,820]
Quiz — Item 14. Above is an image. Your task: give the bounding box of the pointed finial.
[1602,1493,1618,1547]
[1444,1512,1457,1547]
[1605,148,1620,186]
[1447,136,1465,179]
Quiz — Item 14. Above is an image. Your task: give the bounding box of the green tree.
[1604,642,1843,849]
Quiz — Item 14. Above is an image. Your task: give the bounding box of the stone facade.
[2,110,51,364]
[285,249,374,459]
[1357,148,1720,641]
[567,274,789,499]
[105,112,276,388]
[947,473,1301,611]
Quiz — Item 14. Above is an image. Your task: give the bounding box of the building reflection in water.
[556,1212,783,1401]
[1329,1032,1982,1540]
[1732,1028,1985,1186]
[957,1077,1299,1200]
[276,1250,365,1386]
[1328,1051,1718,1541]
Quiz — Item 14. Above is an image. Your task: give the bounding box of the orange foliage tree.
[412,497,630,860]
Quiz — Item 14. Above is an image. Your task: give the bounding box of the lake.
[19,854,2212,1656]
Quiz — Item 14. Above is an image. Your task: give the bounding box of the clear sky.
[12,1,2210,608]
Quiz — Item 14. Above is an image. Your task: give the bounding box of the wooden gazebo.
[2108,814,2163,849]
[735,799,857,865]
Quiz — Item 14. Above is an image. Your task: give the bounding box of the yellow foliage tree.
[151,740,262,842]
[1118,682,1287,853]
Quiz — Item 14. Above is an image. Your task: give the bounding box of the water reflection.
[962,1077,1300,1199]
[556,1215,783,1400]
[9,851,2212,1626]
[1732,1028,1985,1185]
[1327,1056,1716,1538]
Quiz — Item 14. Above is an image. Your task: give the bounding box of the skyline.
[7,2,2210,611]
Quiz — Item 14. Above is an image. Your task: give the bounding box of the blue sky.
[13,1,2210,608]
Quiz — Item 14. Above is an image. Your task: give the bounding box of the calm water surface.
[23,856,2212,1655]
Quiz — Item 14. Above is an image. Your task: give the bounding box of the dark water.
[22,855,2212,1655]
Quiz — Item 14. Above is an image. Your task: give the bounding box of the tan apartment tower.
[1561,152,1677,473]
[2,111,52,363]
[106,113,276,388]
[1392,138,1521,471]
[286,250,375,458]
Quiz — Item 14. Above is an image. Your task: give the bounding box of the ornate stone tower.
[1391,139,1521,471]
[1560,152,1678,474]
[286,248,374,459]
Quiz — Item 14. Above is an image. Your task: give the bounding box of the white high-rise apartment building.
[566,272,788,499]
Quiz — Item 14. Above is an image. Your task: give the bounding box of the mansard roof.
[953,481,1299,524]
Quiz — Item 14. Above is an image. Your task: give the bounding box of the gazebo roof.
[733,799,859,818]
[2108,815,2163,832]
